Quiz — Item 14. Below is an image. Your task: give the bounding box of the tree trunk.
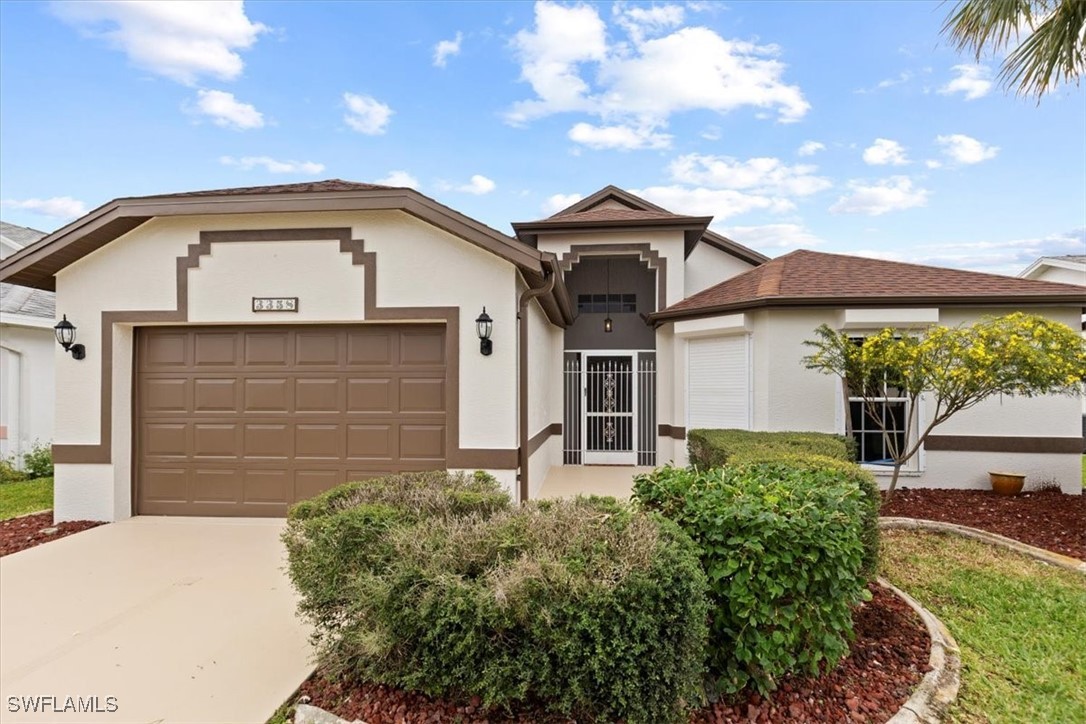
[884,462,904,503]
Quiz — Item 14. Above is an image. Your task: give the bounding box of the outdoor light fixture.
[476,307,493,356]
[54,315,86,360]
[603,259,614,333]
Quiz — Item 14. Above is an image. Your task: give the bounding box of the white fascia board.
[0,312,56,329]
[1020,257,1086,278]
[839,308,940,330]
[673,313,749,338]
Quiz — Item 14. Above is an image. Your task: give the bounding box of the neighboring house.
[1020,254,1086,437]
[0,180,1082,522]
[0,221,55,466]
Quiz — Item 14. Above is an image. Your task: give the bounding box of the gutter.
[516,255,558,503]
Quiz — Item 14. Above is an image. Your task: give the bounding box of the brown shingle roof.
[655,249,1086,320]
[544,207,699,223]
[132,179,397,199]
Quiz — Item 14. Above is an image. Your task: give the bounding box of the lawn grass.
[0,477,53,520]
[881,530,1086,723]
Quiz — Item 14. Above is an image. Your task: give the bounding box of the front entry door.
[583,355,636,464]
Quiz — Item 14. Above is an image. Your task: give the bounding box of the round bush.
[285,476,709,723]
[633,462,872,695]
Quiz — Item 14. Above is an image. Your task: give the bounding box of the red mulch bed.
[291,583,929,723]
[881,488,1086,560]
[0,511,105,557]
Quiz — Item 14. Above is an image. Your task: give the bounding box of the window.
[847,336,908,465]
[576,293,637,314]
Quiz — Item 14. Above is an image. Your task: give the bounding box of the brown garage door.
[136,325,446,516]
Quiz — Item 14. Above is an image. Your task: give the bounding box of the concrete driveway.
[0,517,314,723]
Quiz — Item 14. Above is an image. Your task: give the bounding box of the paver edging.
[880,578,962,724]
[879,517,1086,575]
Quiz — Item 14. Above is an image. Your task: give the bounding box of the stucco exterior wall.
[0,322,55,464]
[526,294,563,498]
[52,210,521,520]
[737,306,1083,493]
[684,242,756,297]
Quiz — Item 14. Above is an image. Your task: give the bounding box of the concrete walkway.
[0,517,313,723]
[535,465,652,500]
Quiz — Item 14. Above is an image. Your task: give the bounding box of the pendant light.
[604,258,613,333]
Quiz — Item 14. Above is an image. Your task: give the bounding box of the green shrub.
[285,474,708,723]
[633,462,871,696]
[20,441,53,479]
[0,458,28,484]
[686,429,855,469]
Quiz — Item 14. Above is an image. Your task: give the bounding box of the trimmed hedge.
[633,462,872,695]
[285,474,709,723]
[686,429,855,469]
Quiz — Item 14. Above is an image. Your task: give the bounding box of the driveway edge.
[879,517,1086,575]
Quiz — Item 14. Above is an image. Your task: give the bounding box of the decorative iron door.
[583,355,636,464]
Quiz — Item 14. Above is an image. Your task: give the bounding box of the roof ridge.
[755,255,785,297]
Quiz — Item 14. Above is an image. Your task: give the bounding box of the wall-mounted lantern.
[476,307,493,356]
[54,315,86,360]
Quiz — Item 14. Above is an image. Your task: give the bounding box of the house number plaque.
[252,297,299,312]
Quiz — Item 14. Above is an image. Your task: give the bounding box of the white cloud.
[862,138,909,166]
[189,89,264,129]
[375,170,419,188]
[543,192,583,214]
[701,125,722,141]
[829,176,929,216]
[719,223,825,249]
[630,185,795,220]
[52,0,267,85]
[1,196,88,220]
[939,64,993,100]
[343,92,393,135]
[454,174,496,195]
[797,140,825,156]
[506,1,809,133]
[433,31,462,67]
[850,228,1086,276]
[568,121,672,150]
[925,159,943,169]
[668,154,832,196]
[856,71,912,94]
[219,156,324,174]
[935,134,1000,165]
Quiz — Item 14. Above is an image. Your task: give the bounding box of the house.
[0,221,55,466]
[0,180,1082,522]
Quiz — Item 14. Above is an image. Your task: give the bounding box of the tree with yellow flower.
[803,313,1086,500]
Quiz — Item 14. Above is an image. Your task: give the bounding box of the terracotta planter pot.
[989,471,1025,496]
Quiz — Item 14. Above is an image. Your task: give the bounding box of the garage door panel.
[294,470,343,502]
[194,332,238,367]
[295,424,342,459]
[244,378,291,413]
[295,378,343,413]
[194,378,239,413]
[243,470,291,504]
[245,332,290,366]
[193,423,240,459]
[296,332,341,366]
[143,423,189,458]
[400,424,445,460]
[142,378,189,414]
[347,378,394,413]
[400,378,445,413]
[347,329,394,366]
[400,330,445,365]
[193,469,241,503]
[142,332,188,369]
[243,424,291,459]
[137,325,446,516]
[346,424,394,460]
[140,468,188,503]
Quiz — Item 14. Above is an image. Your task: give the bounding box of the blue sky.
[1,0,1083,275]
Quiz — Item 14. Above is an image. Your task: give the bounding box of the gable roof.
[512,185,768,266]
[1020,254,1086,280]
[1,282,55,319]
[0,179,573,326]
[651,249,1086,323]
[1,220,48,249]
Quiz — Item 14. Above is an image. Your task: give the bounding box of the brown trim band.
[53,227,516,470]
[658,424,686,440]
[925,435,1083,454]
[559,243,668,312]
[527,423,563,457]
